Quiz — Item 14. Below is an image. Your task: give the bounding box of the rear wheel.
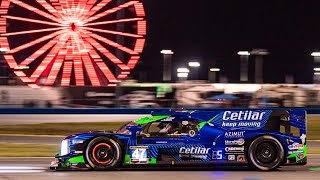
[85,136,122,170]
[248,135,284,171]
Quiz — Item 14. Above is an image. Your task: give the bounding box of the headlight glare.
[60,139,70,156]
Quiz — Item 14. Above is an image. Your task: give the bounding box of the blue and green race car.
[50,109,307,171]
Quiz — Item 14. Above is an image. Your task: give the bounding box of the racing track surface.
[0,156,319,180]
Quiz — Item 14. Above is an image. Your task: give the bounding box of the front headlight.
[60,139,70,156]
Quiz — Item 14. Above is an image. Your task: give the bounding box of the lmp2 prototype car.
[50,109,307,171]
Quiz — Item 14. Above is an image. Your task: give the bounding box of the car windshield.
[116,122,137,134]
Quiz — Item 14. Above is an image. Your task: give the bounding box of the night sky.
[133,0,320,83]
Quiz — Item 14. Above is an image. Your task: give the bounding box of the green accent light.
[67,155,85,163]
[135,115,170,125]
[148,158,157,164]
[124,154,131,164]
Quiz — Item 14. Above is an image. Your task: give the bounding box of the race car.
[50,109,307,171]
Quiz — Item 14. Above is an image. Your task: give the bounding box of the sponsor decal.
[237,155,245,162]
[297,153,305,160]
[225,131,245,138]
[179,147,210,159]
[225,138,245,146]
[288,150,304,154]
[179,147,210,154]
[225,146,245,153]
[228,155,235,161]
[288,143,304,150]
[212,150,223,160]
[130,146,148,149]
[222,121,262,128]
[216,110,272,130]
[71,140,84,144]
[156,141,167,144]
[222,111,266,121]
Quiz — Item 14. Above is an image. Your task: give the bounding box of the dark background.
[133,0,320,83]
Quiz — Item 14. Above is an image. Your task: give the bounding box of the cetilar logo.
[179,147,210,154]
[221,111,269,129]
[223,111,266,121]
[179,147,210,159]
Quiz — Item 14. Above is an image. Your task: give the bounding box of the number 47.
[132,149,147,159]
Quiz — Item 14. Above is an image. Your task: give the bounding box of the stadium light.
[312,52,320,57]
[314,68,320,71]
[160,49,174,55]
[177,72,189,78]
[210,68,220,72]
[237,51,250,56]
[177,68,190,73]
[314,72,320,75]
[188,62,200,67]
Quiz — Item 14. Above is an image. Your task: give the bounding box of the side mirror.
[126,126,142,146]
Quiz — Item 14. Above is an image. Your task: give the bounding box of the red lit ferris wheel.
[0,0,146,87]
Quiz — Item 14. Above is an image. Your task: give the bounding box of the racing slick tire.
[85,136,122,170]
[248,135,284,171]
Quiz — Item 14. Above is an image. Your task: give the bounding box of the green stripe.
[134,115,170,125]
[67,155,85,163]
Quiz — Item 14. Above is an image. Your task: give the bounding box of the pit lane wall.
[0,108,318,125]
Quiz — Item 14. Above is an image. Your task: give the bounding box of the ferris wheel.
[0,0,146,87]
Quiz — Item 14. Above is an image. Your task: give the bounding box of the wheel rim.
[0,0,146,87]
[255,142,277,164]
[92,143,113,164]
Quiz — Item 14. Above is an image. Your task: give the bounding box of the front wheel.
[85,136,122,170]
[248,135,284,171]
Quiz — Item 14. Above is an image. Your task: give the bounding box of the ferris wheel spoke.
[73,54,85,86]
[73,33,102,86]
[75,0,90,20]
[45,41,70,86]
[80,26,142,38]
[81,33,130,71]
[9,0,64,24]
[37,0,66,20]
[80,36,118,83]
[52,0,69,18]
[8,30,66,54]
[81,30,137,55]
[83,1,139,23]
[70,33,86,86]
[61,61,73,86]
[84,17,144,26]
[2,15,63,27]
[77,0,98,20]
[29,33,70,82]
[79,0,111,21]
[81,52,101,86]
[1,27,67,37]
[18,33,68,67]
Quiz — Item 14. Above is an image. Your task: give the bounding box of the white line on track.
[0,167,46,173]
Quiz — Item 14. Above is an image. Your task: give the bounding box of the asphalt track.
[0,156,319,180]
